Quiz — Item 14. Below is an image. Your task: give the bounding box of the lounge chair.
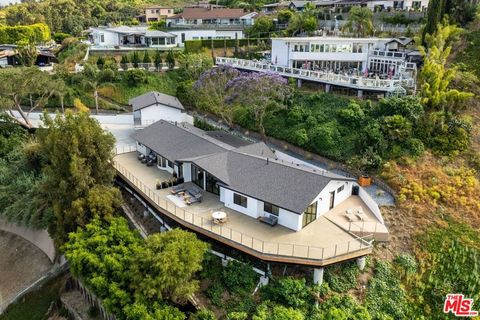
[345,209,355,222]
[170,184,186,195]
[355,207,366,221]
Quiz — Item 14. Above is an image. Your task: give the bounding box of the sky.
[0,0,21,6]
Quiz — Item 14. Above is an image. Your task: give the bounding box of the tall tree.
[39,111,120,246]
[226,72,292,137]
[80,63,115,114]
[342,7,373,37]
[419,22,472,112]
[194,66,241,128]
[0,67,64,128]
[130,229,209,304]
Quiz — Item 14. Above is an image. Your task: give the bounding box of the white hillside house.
[129,91,193,128]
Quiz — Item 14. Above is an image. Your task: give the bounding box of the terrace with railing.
[113,150,375,266]
[216,57,416,92]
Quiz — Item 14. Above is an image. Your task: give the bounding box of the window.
[302,201,317,227]
[337,185,345,193]
[233,193,248,208]
[264,202,279,216]
[100,34,105,43]
[167,160,174,169]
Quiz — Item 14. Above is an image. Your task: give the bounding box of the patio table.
[212,211,227,224]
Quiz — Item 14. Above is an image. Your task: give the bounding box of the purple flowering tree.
[226,72,292,137]
[193,65,241,128]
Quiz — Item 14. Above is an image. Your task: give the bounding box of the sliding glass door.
[191,164,204,189]
[205,172,220,195]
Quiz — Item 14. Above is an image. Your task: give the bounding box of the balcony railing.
[112,156,373,263]
[216,57,416,90]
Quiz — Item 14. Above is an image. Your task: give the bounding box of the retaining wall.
[0,218,56,262]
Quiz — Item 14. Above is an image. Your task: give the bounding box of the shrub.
[189,309,216,320]
[261,277,310,309]
[124,69,148,86]
[222,260,257,294]
[324,261,359,293]
[227,312,248,320]
[53,32,71,43]
[252,302,304,320]
[206,282,224,307]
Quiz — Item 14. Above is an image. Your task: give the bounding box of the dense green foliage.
[39,112,120,246]
[0,23,50,44]
[64,217,208,319]
[2,0,142,35]
[408,220,480,317]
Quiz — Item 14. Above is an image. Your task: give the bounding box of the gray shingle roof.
[133,120,354,214]
[133,121,227,162]
[189,150,354,214]
[129,91,185,111]
[205,131,252,148]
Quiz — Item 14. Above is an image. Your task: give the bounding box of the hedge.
[0,23,51,44]
[185,38,269,53]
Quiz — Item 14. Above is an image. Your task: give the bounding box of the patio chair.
[355,207,366,221]
[345,209,355,222]
[170,184,186,195]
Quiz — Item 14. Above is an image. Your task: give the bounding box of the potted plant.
[156,179,161,190]
[358,175,372,187]
[161,181,167,189]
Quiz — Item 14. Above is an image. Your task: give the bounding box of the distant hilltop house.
[166,7,258,27]
[271,36,417,76]
[262,0,428,13]
[216,36,418,97]
[88,25,245,49]
[129,91,194,128]
[137,5,176,23]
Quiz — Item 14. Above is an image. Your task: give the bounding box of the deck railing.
[216,57,416,91]
[113,157,373,262]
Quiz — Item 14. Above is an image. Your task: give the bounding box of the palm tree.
[81,64,115,114]
[343,7,374,37]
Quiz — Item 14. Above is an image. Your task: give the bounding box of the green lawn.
[98,71,181,105]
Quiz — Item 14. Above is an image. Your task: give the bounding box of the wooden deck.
[114,152,373,266]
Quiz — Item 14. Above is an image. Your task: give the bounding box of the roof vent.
[267,158,269,165]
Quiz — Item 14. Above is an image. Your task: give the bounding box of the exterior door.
[329,191,335,210]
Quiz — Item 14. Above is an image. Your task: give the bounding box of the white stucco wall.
[277,208,302,231]
[91,29,119,46]
[271,39,290,67]
[221,187,301,231]
[170,29,244,47]
[140,104,184,126]
[222,188,260,219]
[358,185,384,224]
[136,141,147,155]
[311,180,353,217]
